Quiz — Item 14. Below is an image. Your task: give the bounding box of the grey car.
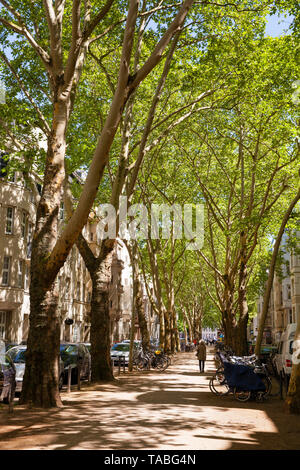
[7,345,65,392]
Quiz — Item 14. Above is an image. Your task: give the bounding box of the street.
[0,348,299,451]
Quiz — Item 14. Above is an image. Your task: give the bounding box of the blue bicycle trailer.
[223,360,267,393]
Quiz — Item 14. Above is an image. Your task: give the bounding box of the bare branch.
[0,50,51,135]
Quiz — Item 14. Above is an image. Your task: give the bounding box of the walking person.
[196,339,207,373]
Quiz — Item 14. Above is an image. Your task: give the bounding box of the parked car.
[110,343,130,365]
[7,345,65,392]
[0,345,16,404]
[121,339,141,347]
[60,342,91,384]
[4,341,18,352]
[110,342,140,365]
[274,323,296,379]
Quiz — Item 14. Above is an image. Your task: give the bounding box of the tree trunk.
[136,277,150,351]
[164,309,172,353]
[21,101,68,407]
[172,307,180,352]
[159,310,165,350]
[222,275,236,351]
[236,243,249,355]
[90,244,115,382]
[20,283,62,407]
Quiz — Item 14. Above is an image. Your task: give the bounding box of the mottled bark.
[20,283,62,407]
[90,267,114,382]
[21,99,68,408]
[221,274,236,350]
[136,277,150,351]
[236,237,249,355]
[77,236,115,382]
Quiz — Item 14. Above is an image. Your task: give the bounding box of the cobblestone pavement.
[0,348,299,450]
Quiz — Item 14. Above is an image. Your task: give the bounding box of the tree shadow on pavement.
[0,351,299,450]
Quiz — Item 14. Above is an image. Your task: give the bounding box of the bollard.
[77,362,81,391]
[67,365,72,393]
[8,386,14,414]
[118,356,126,373]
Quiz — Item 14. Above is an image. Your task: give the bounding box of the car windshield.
[10,349,26,363]
[111,344,129,352]
[60,344,78,359]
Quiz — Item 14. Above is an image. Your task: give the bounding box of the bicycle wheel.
[136,358,148,371]
[260,375,272,397]
[234,388,251,402]
[156,357,169,371]
[215,367,225,383]
[209,375,230,396]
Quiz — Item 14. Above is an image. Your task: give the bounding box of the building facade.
[250,234,300,345]
[0,166,156,346]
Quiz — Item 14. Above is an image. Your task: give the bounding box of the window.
[27,222,33,258]
[77,282,80,301]
[82,284,86,302]
[287,285,291,300]
[292,306,296,323]
[0,311,6,339]
[2,256,11,286]
[24,265,30,291]
[59,202,64,220]
[18,260,25,288]
[5,207,14,234]
[21,211,27,238]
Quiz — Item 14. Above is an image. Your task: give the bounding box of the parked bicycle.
[210,351,272,402]
[133,348,171,372]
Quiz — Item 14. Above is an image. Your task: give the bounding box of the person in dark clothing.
[196,339,207,373]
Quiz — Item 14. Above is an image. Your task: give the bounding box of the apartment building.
[251,233,300,345]
[0,169,38,343]
[0,160,156,346]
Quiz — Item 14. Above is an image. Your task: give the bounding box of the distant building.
[202,327,218,342]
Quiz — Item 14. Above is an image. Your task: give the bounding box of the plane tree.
[0,0,198,407]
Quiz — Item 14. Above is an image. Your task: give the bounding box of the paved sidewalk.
[0,349,299,450]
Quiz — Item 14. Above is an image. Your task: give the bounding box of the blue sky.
[265,13,294,37]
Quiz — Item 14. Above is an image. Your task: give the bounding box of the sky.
[265,13,294,37]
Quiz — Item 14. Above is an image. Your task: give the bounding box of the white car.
[110,343,130,365]
[274,323,296,378]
